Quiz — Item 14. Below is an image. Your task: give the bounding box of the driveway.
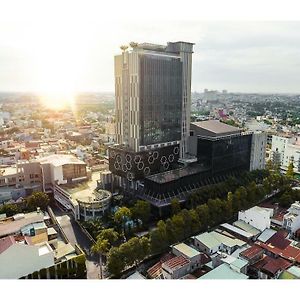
[51,205,102,279]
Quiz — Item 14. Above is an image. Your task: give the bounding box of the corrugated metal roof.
[221,223,254,239]
[257,228,277,243]
[199,264,248,280]
[233,220,261,236]
[173,243,200,258]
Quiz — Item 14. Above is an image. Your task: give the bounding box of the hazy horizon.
[1,7,300,94]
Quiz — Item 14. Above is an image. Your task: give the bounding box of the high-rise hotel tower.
[109,42,194,186]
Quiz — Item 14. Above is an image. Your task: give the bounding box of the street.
[51,205,102,279]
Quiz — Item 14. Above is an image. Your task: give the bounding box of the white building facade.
[271,135,300,174]
[238,206,274,232]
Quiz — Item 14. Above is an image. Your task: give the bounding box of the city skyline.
[1,19,300,94]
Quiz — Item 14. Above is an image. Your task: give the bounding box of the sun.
[30,23,89,111]
[38,91,75,110]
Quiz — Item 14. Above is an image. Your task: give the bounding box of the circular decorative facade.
[126,162,132,170]
[168,154,174,162]
[153,151,159,159]
[137,161,144,170]
[127,172,134,181]
[122,164,127,172]
[77,189,112,221]
[116,154,122,163]
[160,156,167,164]
[144,167,150,176]
[114,162,121,170]
[125,154,132,162]
[173,146,179,155]
[163,162,170,170]
[134,155,142,164]
[148,155,154,164]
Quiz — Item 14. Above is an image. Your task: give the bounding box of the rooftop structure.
[233,220,261,236]
[220,223,254,240]
[38,154,86,167]
[199,263,248,280]
[240,245,264,261]
[0,211,45,238]
[54,171,112,221]
[191,120,241,138]
[172,243,200,259]
[194,231,246,255]
[257,228,277,243]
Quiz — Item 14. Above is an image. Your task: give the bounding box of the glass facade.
[139,54,182,146]
[197,135,252,173]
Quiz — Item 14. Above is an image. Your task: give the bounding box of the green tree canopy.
[130,200,151,226]
[286,161,295,179]
[170,198,181,216]
[107,247,125,277]
[25,192,50,211]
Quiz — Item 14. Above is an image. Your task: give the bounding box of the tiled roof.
[0,235,15,254]
[163,255,190,271]
[147,253,175,279]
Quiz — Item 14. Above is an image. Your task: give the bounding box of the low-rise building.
[194,231,246,255]
[172,243,202,271]
[283,201,300,235]
[0,235,55,279]
[199,263,248,279]
[238,206,274,231]
[162,255,191,279]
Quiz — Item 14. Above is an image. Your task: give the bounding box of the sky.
[1,1,300,94]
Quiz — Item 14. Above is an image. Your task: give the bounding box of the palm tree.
[91,239,110,279]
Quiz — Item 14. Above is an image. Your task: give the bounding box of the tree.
[286,161,295,179]
[171,214,185,241]
[170,198,181,216]
[131,200,151,226]
[25,192,50,211]
[196,204,210,231]
[150,221,168,254]
[91,239,110,278]
[189,209,201,235]
[165,218,177,244]
[179,209,193,238]
[207,198,224,225]
[114,207,132,233]
[96,228,119,245]
[0,203,21,217]
[107,247,125,277]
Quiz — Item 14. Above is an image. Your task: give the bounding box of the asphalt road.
[51,205,102,279]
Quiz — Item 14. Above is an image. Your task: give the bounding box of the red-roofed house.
[250,255,292,279]
[240,245,264,264]
[162,255,191,279]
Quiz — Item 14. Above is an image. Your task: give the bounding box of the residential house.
[283,201,300,236]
